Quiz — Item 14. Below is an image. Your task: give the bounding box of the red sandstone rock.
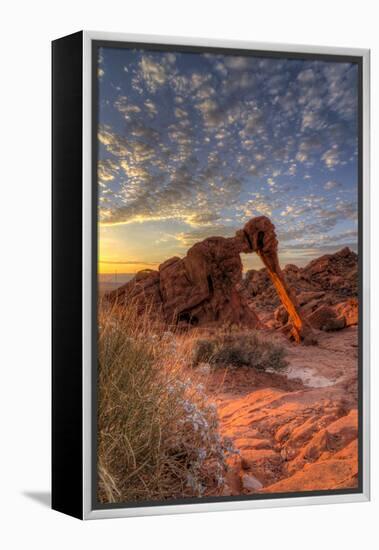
[335,298,358,327]
[107,216,312,342]
[244,247,358,312]
[272,297,358,333]
[158,237,261,327]
[106,268,162,318]
[274,305,288,325]
[215,377,358,494]
[307,305,345,331]
[245,247,358,334]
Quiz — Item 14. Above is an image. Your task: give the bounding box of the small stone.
[241,474,263,492]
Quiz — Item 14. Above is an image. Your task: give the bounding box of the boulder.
[243,247,358,321]
[241,474,263,492]
[297,291,326,306]
[307,305,345,331]
[106,269,163,318]
[305,299,358,332]
[335,298,358,327]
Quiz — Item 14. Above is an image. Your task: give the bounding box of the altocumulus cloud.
[97,46,359,258]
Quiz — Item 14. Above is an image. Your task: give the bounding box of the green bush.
[191,338,216,366]
[192,332,288,371]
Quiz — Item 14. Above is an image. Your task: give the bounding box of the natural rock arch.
[106,216,314,343]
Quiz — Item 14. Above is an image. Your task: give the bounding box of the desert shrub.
[97,301,231,503]
[262,344,288,370]
[191,338,216,366]
[192,332,288,371]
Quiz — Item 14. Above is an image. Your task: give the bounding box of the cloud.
[323,63,357,120]
[297,68,316,82]
[97,123,244,227]
[275,195,358,251]
[324,180,341,190]
[322,145,340,168]
[120,160,150,181]
[114,96,141,120]
[139,56,167,92]
[296,151,307,162]
[98,159,119,183]
[223,56,251,71]
[144,99,158,116]
[282,227,357,251]
[174,107,188,119]
[195,98,225,128]
[238,197,273,218]
[196,84,216,100]
[295,136,322,164]
[98,126,156,164]
[281,206,294,217]
[98,126,129,156]
[97,50,358,264]
[175,224,236,248]
[301,110,326,132]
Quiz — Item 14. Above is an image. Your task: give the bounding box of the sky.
[97,46,359,279]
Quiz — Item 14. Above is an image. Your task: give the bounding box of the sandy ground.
[201,326,359,495]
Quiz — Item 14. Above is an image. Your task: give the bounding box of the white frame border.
[82,31,370,520]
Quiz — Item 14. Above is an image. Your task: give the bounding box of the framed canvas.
[52,31,370,520]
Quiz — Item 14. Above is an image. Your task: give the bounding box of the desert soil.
[202,325,359,495]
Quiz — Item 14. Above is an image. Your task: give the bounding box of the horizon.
[98,242,358,284]
[97,47,358,275]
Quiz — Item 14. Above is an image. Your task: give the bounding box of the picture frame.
[52,30,370,520]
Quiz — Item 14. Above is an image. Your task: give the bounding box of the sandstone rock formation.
[200,323,359,495]
[106,216,313,343]
[244,247,358,333]
[215,372,358,494]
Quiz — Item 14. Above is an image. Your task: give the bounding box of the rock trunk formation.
[243,246,358,334]
[106,216,313,343]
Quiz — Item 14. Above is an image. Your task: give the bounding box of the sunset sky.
[97,46,358,279]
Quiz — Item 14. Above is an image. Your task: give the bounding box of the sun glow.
[98,259,159,275]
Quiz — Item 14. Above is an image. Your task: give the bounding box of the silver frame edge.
[82,30,370,520]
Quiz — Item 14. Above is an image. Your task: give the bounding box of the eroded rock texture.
[106,216,312,342]
[158,237,260,328]
[243,246,358,333]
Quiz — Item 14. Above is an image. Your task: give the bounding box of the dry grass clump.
[192,331,288,371]
[97,301,232,504]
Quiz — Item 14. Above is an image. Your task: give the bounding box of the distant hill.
[98,274,134,297]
